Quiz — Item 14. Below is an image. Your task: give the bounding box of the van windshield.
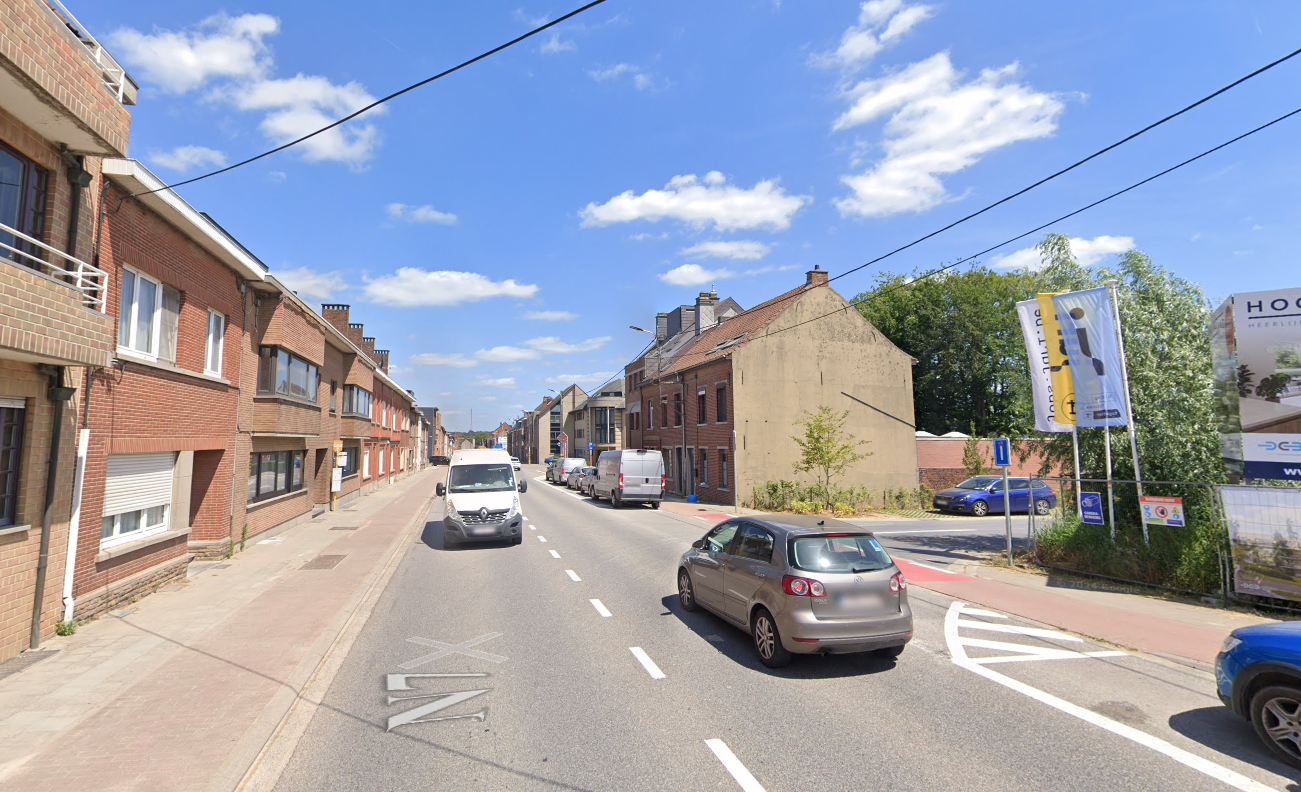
[449,464,515,493]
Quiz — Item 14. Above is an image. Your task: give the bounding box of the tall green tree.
[791,406,871,510]
[855,266,1037,436]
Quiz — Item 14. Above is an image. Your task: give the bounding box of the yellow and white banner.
[1016,298,1072,433]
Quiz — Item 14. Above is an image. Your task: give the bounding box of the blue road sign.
[588,442,594,450]
[993,438,1010,467]
[1080,492,1105,525]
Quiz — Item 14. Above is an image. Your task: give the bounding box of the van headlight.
[506,497,519,516]
[446,501,462,522]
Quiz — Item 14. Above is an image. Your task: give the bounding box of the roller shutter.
[103,452,175,516]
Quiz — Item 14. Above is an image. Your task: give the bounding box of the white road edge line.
[566,569,581,582]
[943,602,1275,792]
[549,550,560,559]
[589,599,611,618]
[704,739,766,792]
[910,562,958,574]
[630,647,666,680]
[538,536,547,543]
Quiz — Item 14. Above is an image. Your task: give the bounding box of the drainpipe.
[60,365,94,622]
[33,366,73,649]
[230,280,251,551]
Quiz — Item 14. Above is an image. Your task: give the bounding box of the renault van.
[591,449,664,508]
[436,448,527,546]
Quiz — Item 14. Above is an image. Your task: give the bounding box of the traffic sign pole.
[993,438,1013,566]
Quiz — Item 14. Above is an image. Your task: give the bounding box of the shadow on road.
[418,520,517,552]
[657,595,900,680]
[884,533,1027,562]
[1167,706,1301,786]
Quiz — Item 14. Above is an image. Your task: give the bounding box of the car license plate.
[834,593,884,610]
[935,497,950,505]
[472,527,498,536]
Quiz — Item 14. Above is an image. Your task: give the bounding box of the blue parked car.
[931,476,1057,516]
[1216,621,1301,769]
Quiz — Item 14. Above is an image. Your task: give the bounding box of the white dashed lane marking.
[630,647,665,680]
[565,569,581,582]
[549,550,560,559]
[538,536,547,543]
[704,739,766,792]
[589,599,612,618]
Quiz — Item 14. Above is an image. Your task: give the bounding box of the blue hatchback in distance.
[1216,620,1301,769]
[931,475,1057,517]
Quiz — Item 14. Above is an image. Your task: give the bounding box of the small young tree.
[961,424,987,478]
[791,406,872,511]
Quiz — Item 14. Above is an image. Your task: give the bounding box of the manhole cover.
[330,526,359,531]
[0,649,59,683]
[302,554,346,570]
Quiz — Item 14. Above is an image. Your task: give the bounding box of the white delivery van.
[436,448,527,546]
[591,449,664,508]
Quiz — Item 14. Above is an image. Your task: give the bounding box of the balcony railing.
[0,221,108,311]
[44,0,137,106]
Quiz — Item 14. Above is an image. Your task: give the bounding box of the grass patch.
[1034,513,1222,594]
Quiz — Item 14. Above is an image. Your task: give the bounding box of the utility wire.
[826,44,1301,286]
[761,103,1301,341]
[132,0,612,197]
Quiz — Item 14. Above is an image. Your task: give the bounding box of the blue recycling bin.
[687,494,698,503]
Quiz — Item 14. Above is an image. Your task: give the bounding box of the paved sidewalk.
[896,559,1274,666]
[0,469,437,791]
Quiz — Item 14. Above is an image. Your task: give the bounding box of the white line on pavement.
[589,599,612,617]
[566,569,581,582]
[529,524,536,530]
[911,562,958,574]
[538,536,547,543]
[549,550,560,559]
[704,739,766,792]
[630,647,666,679]
[962,608,1008,619]
[943,602,1274,792]
[955,619,1084,641]
[873,528,988,535]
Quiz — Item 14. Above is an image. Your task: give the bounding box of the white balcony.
[0,220,107,311]
[44,0,138,106]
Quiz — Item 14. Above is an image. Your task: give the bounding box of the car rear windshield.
[789,535,893,573]
[449,464,515,493]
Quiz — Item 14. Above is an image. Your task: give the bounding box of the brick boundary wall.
[73,554,191,624]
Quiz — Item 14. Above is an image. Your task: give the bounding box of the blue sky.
[84,1,1301,430]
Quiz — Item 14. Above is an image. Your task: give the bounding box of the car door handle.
[754,572,767,579]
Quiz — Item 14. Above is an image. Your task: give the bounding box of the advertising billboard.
[1223,486,1301,601]
[1213,288,1301,482]
[1016,299,1072,433]
[1051,287,1129,428]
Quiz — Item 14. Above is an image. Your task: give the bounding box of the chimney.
[376,349,390,374]
[694,290,717,336]
[345,321,366,349]
[806,264,829,288]
[361,336,377,359]
[322,304,351,334]
[655,312,669,342]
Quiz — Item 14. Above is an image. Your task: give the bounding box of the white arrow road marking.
[400,633,508,669]
[565,569,581,582]
[549,550,560,559]
[705,739,766,792]
[590,599,612,617]
[630,647,666,679]
[944,602,1276,792]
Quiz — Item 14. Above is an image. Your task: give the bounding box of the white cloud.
[659,263,736,286]
[228,74,386,166]
[833,52,1064,217]
[545,372,618,386]
[526,336,612,354]
[412,353,478,368]
[386,203,458,225]
[814,1,933,70]
[540,33,575,53]
[364,268,538,307]
[475,377,517,388]
[523,310,578,321]
[742,264,800,277]
[680,240,770,260]
[587,63,659,90]
[990,235,1134,271]
[514,9,550,26]
[477,346,541,363]
[630,232,669,241]
[108,13,278,94]
[275,265,346,301]
[581,172,810,232]
[149,145,227,173]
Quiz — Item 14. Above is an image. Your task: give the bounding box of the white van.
[436,448,527,546]
[590,449,664,508]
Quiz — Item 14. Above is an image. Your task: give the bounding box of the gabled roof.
[658,284,809,377]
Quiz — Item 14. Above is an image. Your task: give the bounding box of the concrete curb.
[224,475,439,792]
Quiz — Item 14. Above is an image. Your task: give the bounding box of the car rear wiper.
[851,565,884,573]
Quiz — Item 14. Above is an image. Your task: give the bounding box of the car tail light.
[890,572,907,593]
[661,474,666,488]
[619,473,624,488]
[782,575,825,597]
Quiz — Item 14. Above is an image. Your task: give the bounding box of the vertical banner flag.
[1037,293,1077,427]
[1017,299,1072,432]
[1052,287,1129,428]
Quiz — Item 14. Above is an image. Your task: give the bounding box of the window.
[0,144,48,265]
[118,267,167,357]
[790,535,892,573]
[673,394,682,427]
[699,449,708,487]
[205,310,225,375]
[363,447,371,478]
[647,400,654,430]
[248,450,306,503]
[716,385,727,423]
[697,389,707,424]
[257,347,319,402]
[594,407,614,444]
[576,427,584,439]
[379,447,386,475]
[735,524,773,563]
[0,404,24,527]
[720,450,728,490]
[102,505,168,546]
[340,445,359,477]
[342,384,372,416]
[329,381,338,412]
[703,521,740,553]
[102,453,174,547]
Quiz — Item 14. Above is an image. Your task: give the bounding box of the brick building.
[0,0,134,661]
[625,269,919,507]
[570,385,625,464]
[915,432,1058,490]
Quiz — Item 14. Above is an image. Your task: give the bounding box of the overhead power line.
[762,103,1301,341]
[133,0,612,197]
[826,44,1301,286]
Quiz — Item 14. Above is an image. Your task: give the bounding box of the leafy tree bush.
[790,406,872,511]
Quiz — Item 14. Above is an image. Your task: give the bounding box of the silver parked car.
[566,465,593,490]
[677,514,912,668]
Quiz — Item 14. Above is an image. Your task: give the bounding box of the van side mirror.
[436,482,446,497]
[518,481,527,493]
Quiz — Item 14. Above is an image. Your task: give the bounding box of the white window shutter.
[103,453,176,516]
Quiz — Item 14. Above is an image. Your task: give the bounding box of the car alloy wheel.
[751,609,791,668]
[971,500,989,517]
[1035,498,1051,515]
[1253,685,1301,768]
[678,570,697,612]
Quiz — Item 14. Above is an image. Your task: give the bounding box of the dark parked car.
[932,476,1056,516]
[1217,621,1301,769]
[430,455,450,466]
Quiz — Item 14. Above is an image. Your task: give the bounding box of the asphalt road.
[272,466,1297,791]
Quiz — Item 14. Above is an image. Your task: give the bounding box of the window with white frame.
[363,447,371,478]
[118,267,180,361]
[205,310,225,375]
[101,453,175,548]
[379,446,386,475]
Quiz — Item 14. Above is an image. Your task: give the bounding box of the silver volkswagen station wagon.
[677,514,912,668]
